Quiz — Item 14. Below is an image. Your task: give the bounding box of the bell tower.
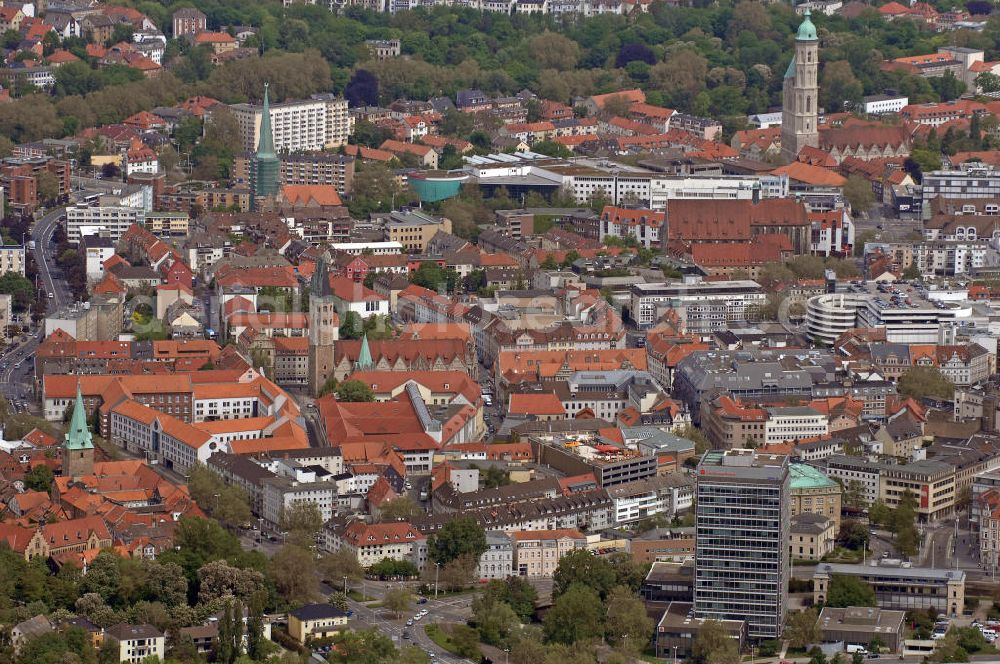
[62,385,94,479]
[308,253,339,396]
[781,10,820,163]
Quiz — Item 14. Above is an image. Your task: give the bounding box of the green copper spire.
[64,385,94,451]
[251,82,280,207]
[356,333,374,371]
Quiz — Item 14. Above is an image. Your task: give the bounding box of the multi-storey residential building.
[764,405,829,444]
[383,210,452,252]
[511,529,586,577]
[324,521,427,568]
[279,152,355,195]
[66,202,145,243]
[880,459,955,522]
[921,164,1000,219]
[477,531,514,580]
[171,8,206,37]
[104,625,165,664]
[599,206,664,248]
[630,278,768,331]
[261,476,337,527]
[695,449,789,639]
[0,244,25,276]
[231,95,351,154]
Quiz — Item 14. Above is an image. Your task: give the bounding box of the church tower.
[781,10,820,163]
[250,82,280,210]
[62,385,94,479]
[308,253,339,396]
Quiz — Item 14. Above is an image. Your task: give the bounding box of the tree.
[410,261,459,293]
[552,549,616,600]
[843,175,874,213]
[339,310,364,339]
[543,583,602,645]
[976,72,1000,93]
[428,516,487,566]
[23,464,54,491]
[280,502,323,547]
[336,379,375,403]
[329,629,397,664]
[868,501,889,531]
[246,589,266,661]
[616,42,656,68]
[187,463,251,528]
[827,574,876,608]
[383,587,412,619]
[269,544,317,603]
[677,424,711,455]
[691,619,739,664]
[531,140,573,158]
[378,496,421,521]
[197,560,265,604]
[481,577,538,622]
[319,549,364,587]
[785,609,822,650]
[902,262,921,280]
[216,598,243,664]
[822,61,864,111]
[368,557,419,578]
[345,69,379,107]
[897,366,954,401]
[472,594,520,646]
[838,520,869,551]
[604,586,653,655]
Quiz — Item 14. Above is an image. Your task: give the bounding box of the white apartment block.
[476,531,514,580]
[261,478,337,527]
[66,204,145,243]
[862,95,908,115]
[0,245,24,276]
[630,279,768,330]
[764,406,829,444]
[231,95,351,154]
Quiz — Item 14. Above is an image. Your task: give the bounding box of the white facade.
[261,478,337,527]
[863,95,909,115]
[477,531,514,580]
[330,241,403,255]
[66,205,144,243]
[764,407,829,444]
[231,95,351,154]
[630,279,768,330]
[84,245,115,280]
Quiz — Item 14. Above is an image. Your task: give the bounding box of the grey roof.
[106,624,163,641]
[207,452,276,484]
[790,511,833,534]
[289,604,349,621]
[605,474,692,499]
[814,563,965,582]
[818,606,905,634]
[14,615,52,638]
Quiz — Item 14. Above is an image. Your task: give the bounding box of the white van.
[846,645,868,655]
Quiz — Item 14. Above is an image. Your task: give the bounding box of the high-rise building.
[781,10,819,162]
[231,94,351,154]
[251,82,280,209]
[308,253,338,396]
[694,449,790,639]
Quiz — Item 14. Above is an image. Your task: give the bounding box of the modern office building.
[812,563,964,616]
[694,449,790,639]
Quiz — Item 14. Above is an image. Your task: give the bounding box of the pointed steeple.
[256,82,276,158]
[64,385,94,451]
[251,82,280,208]
[311,250,333,298]
[356,333,374,371]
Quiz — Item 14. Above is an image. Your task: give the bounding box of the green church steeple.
[356,333,374,371]
[64,385,93,451]
[251,82,280,207]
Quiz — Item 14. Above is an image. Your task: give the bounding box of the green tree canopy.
[827,574,876,608]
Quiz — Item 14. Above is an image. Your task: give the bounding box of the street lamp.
[343,576,348,597]
[434,562,440,599]
[672,645,678,664]
[504,648,509,664]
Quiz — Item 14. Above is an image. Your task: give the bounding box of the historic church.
[781,10,820,163]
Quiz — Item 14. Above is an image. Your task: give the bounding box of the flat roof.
[814,563,965,582]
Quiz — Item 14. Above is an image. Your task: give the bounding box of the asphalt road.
[0,207,69,409]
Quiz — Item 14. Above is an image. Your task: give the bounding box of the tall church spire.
[64,385,93,451]
[356,333,373,371]
[251,82,280,207]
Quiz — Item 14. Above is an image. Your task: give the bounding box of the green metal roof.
[64,385,94,451]
[796,9,818,41]
[790,462,836,489]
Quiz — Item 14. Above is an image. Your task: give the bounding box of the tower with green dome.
[250,82,280,209]
[62,384,94,479]
[781,9,820,162]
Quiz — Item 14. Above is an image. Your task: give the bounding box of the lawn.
[424,623,481,659]
[346,590,374,602]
